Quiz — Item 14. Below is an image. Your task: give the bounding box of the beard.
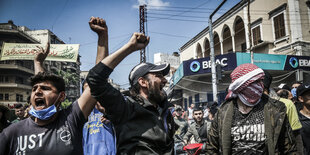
[148,84,167,107]
[194,117,202,123]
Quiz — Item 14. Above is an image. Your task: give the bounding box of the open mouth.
[35,98,46,110]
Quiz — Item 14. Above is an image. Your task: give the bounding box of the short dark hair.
[293,81,302,85]
[129,73,150,100]
[193,107,203,113]
[263,70,272,92]
[277,89,289,99]
[209,106,218,116]
[14,104,23,109]
[30,72,65,92]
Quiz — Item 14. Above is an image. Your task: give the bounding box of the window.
[241,43,247,52]
[16,94,23,102]
[195,94,199,103]
[252,26,262,45]
[184,98,188,109]
[5,94,9,100]
[23,61,33,70]
[189,96,192,105]
[0,76,9,83]
[0,94,3,100]
[273,13,286,39]
[16,60,24,67]
[15,77,24,84]
[16,94,19,101]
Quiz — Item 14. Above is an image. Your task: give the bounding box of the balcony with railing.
[0,83,32,90]
[0,62,34,75]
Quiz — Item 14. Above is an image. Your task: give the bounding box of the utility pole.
[209,0,227,103]
[247,0,253,64]
[139,5,147,63]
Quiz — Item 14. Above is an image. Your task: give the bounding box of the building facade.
[154,52,180,80]
[0,21,81,109]
[180,0,310,60]
[172,0,310,108]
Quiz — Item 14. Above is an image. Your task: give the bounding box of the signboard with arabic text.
[0,43,79,62]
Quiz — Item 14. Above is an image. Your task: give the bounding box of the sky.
[0,0,240,88]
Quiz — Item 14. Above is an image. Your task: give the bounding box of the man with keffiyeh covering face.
[206,63,298,155]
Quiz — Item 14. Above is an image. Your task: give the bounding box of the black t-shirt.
[231,101,267,155]
[0,101,86,155]
[298,111,310,155]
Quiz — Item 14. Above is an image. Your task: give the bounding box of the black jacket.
[183,120,210,143]
[87,63,175,154]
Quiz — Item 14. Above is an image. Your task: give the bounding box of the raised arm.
[78,17,109,119]
[34,43,50,74]
[101,32,149,69]
[89,16,109,64]
[86,32,149,124]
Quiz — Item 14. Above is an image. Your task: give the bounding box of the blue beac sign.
[183,53,237,76]
[236,52,286,70]
[284,55,310,71]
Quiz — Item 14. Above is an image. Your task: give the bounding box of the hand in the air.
[89,16,108,36]
[35,43,50,63]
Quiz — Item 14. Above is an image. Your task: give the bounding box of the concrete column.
[288,0,303,42]
[220,39,224,55]
[243,7,250,52]
[194,45,198,59]
[202,47,206,57]
[232,32,236,52]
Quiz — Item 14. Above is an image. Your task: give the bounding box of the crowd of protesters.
[0,16,309,155]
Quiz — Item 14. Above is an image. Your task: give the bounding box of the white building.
[171,0,310,108]
[154,52,180,79]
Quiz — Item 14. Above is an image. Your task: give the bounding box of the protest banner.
[0,43,79,62]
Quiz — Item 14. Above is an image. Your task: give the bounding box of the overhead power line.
[148,0,211,22]
[148,8,310,17]
[148,31,191,38]
[147,5,224,10]
[80,33,134,47]
[148,16,208,22]
[52,0,70,31]
[148,15,310,25]
[148,12,207,19]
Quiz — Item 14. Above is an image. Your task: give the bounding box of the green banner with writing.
[0,43,79,62]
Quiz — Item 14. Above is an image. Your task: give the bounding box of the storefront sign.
[183,53,236,76]
[236,53,286,70]
[170,63,184,86]
[0,43,80,62]
[284,55,310,70]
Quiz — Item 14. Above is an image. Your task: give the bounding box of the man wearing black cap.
[297,82,310,154]
[86,33,176,154]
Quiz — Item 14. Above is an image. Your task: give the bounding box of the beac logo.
[289,57,298,68]
[190,61,200,72]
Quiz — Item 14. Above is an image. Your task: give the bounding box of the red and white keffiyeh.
[225,63,265,106]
